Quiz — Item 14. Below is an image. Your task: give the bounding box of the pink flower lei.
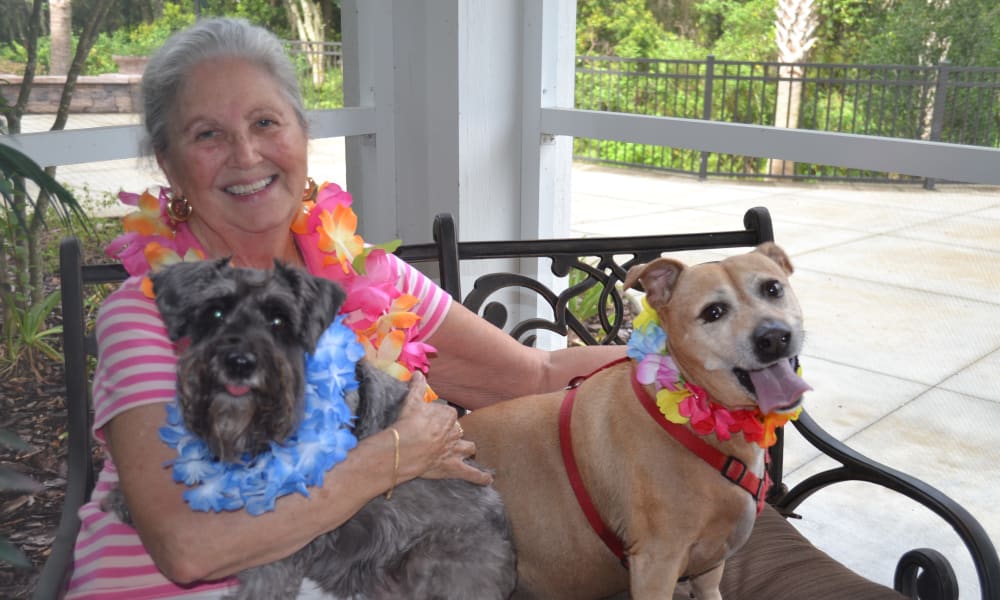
[105,182,437,400]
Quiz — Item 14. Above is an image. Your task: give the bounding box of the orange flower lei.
[106,182,437,400]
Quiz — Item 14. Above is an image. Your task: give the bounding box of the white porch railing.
[4,105,998,186]
[542,108,1000,186]
[0,107,377,167]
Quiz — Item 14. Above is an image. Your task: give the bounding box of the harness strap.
[628,366,769,513]
[558,359,770,569]
[559,382,628,564]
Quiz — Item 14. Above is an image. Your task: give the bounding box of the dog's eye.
[264,307,291,333]
[699,303,727,323]
[195,300,234,333]
[761,280,784,298]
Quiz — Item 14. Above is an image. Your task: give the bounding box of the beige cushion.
[720,504,907,599]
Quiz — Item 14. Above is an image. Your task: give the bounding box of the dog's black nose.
[224,351,257,378]
[753,321,792,362]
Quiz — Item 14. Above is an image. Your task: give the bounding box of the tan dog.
[460,243,810,600]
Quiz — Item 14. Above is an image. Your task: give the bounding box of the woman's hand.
[391,371,493,486]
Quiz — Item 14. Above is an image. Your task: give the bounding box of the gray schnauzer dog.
[106,259,516,600]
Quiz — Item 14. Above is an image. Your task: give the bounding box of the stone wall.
[0,73,142,114]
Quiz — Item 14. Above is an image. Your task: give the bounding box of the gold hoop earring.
[303,177,318,202]
[166,192,193,223]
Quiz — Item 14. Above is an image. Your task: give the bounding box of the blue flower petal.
[627,324,667,360]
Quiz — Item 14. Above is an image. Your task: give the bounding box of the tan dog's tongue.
[749,360,811,415]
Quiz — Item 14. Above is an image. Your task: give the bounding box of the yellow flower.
[372,294,421,337]
[139,243,206,299]
[360,330,412,382]
[123,190,174,238]
[656,388,691,424]
[632,297,659,332]
[317,204,365,274]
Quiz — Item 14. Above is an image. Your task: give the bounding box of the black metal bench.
[34,207,999,599]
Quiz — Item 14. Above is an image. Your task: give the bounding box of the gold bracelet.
[385,427,400,500]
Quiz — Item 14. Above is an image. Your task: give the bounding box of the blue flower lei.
[158,315,365,515]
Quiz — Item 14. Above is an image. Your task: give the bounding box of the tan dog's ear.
[755,242,794,275]
[624,258,686,310]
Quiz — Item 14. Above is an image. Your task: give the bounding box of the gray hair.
[140,17,307,156]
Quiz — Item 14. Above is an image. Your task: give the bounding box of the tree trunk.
[19,0,113,303]
[49,0,113,131]
[284,0,326,88]
[770,64,805,177]
[919,14,952,141]
[49,0,73,76]
[0,228,10,352]
[0,0,41,345]
[768,0,817,178]
[2,0,44,135]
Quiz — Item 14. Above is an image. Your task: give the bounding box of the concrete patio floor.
[23,114,1000,596]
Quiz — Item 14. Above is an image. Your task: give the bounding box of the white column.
[521,0,576,241]
[343,0,575,245]
[341,0,399,242]
[343,1,577,345]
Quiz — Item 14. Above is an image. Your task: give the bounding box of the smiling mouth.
[225,175,274,196]
[733,356,811,414]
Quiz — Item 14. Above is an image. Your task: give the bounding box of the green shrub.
[566,263,619,332]
[1,288,63,376]
[85,2,195,74]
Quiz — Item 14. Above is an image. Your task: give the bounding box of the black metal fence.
[575,55,1000,183]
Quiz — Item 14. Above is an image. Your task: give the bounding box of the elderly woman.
[66,17,903,600]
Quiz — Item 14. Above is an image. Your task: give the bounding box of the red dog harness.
[558,359,770,567]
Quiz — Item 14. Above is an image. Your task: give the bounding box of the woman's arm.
[106,372,480,584]
[425,302,626,410]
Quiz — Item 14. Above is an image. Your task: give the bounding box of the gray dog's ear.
[623,257,686,311]
[152,258,232,340]
[272,261,347,350]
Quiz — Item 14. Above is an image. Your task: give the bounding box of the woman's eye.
[699,303,727,323]
[256,118,275,128]
[195,129,218,141]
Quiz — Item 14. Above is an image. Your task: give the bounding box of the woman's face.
[157,57,308,241]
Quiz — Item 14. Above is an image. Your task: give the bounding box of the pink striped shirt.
[65,255,451,599]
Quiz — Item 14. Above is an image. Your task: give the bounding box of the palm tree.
[284,0,327,88]
[49,0,73,76]
[769,0,817,177]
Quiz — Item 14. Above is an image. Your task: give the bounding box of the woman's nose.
[230,132,261,167]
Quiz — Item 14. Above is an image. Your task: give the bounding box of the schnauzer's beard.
[152,258,346,464]
[177,329,306,463]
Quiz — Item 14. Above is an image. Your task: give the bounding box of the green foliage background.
[573,0,1000,177]
[578,0,999,65]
